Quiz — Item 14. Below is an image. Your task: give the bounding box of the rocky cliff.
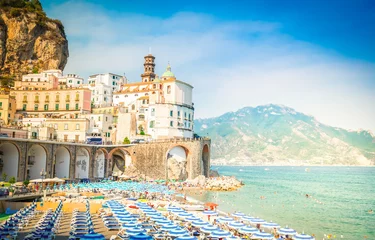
[195,104,375,166]
[0,0,68,81]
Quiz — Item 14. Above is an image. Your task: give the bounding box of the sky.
[40,0,375,132]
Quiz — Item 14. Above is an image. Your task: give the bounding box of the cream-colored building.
[0,94,16,125]
[114,54,194,140]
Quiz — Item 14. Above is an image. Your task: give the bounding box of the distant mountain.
[194,104,375,166]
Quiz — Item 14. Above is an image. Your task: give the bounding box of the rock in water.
[0,1,68,80]
[209,169,220,177]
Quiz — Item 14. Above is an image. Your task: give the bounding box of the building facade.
[113,54,194,140]
[0,94,16,125]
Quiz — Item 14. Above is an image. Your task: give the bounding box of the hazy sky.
[41,0,375,132]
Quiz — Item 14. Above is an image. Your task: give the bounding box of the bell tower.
[141,54,156,82]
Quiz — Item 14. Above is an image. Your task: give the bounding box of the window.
[170,110,173,117]
[55,104,59,110]
[98,117,101,121]
[184,112,187,118]
[64,124,68,130]
[149,121,154,128]
[75,124,80,130]
[167,85,171,94]
[142,100,145,104]
[8,114,10,118]
[44,104,48,110]
[132,105,135,110]
[0,102,2,108]
[66,95,70,101]
[66,104,69,110]
[125,95,128,97]
[75,93,79,100]
[106,132,111,137]
[178,111,180,117]
[112,81,115,85]
[69,80,72,83]
[34,104,38,111]
[170,121,173,127]
[75,103,79,110]
[35,96,39,102]
[112,76,115,79]
[22,104,26,111]
[135,94,138,96]
[45,95,49,102]
[189,113,191,121]
[56,95,60,102]
[105,117,108,121]
[77,81,80,84]
[54,124,58,130]
[23,96,27,102]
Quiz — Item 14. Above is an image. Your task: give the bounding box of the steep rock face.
[0,9,68,79]
[195,104,375,166]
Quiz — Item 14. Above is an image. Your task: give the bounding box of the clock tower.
[140,54,156,82]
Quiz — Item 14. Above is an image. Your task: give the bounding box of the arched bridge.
[0,138,211,181]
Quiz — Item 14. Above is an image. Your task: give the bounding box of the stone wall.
[0,138,211,181]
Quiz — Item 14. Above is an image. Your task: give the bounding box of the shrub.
[2,173,7,181]
[10,8,21,17]
[123,137,130,144]
[32,67,38,73]
[140,130,145,135]
[23,179,29,186]
[8,176,16,184]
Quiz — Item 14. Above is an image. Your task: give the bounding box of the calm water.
[187,166,375,239]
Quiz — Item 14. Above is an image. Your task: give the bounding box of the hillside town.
[0,54,195,144]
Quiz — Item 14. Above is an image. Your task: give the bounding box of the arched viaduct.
[0,138,211,181]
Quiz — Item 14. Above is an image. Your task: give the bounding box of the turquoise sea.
[187,166,375,239]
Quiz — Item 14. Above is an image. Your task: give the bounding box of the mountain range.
[194,104,375,166]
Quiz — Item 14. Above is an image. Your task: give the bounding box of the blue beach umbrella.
[202,210,218,216]
[249,218,266,224]
[170,208,185,213]
[210,230,232,238]
[185,216,201,222]
[228,221,246,229]
[191,220,209,227]
[217,216,235,223]
[150,215,165,220]
[160,224,179,231]
[168,228,189,237]
[232,212,246,217]
[238,226,259,234]
[154,219,171,225]
[129,233,152,240]
[175,235,198,240]
[251,232,274,239]
[127,227,146,236]
[122,222,139,229]
[178,212,194,218]
[80,233,105,240]
[262,221,280,229]
[278,227,297,236]
[200,225,219,233]
[293,233,315,240]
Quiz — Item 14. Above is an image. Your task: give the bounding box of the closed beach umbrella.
[262,221,280,229]
[210,230,232,238]
[129,233,152,240]
[191,220,209,227]
[232,212,245,217]
[217,217,234,223]
[238,226,259,234]
[202,210,218,216]
[228,221,246,229]
[293,233,315,240]
[278,227,297,236]
[175,235,198,240]
[168,228,189,237]
[201,225,219,233]
[251,232,274,239]
[249,218,266,224]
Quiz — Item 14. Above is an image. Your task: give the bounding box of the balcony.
[45,100,50,103]
[55,99,60,102]
[22,99,28,103]
[34,100,39,103]
[75,98,80,102]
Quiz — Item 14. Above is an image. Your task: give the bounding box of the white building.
[113,54,194,140]
[86,73,126,107]
[22,69,63,82]
[58,74,84,87]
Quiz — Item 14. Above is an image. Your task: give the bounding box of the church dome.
[162,63,175,78]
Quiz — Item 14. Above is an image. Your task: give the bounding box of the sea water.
[187,166,375,239]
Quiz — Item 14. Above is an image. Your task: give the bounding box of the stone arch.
[54,146,71,179]
[27,144,47,180]
[202,144,210,177]
[0,142,20,181]
[75,148,90,179]
[108,148,132,176]
[94,148,107,178]
[166,145,189,181]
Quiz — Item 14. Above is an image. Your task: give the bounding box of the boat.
[239,169,244,172]
[305,168,310,172]
[264,168,269,171]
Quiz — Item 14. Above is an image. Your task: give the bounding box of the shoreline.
[211,164,375,167]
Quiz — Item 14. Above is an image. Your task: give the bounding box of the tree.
[8,176,16,184]
[23,179,30,186]
[2,173,7,181]
[123,137,130,144]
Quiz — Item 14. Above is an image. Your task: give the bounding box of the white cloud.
[46,0,375,132]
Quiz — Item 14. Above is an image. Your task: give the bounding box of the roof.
[162,63,175,78]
